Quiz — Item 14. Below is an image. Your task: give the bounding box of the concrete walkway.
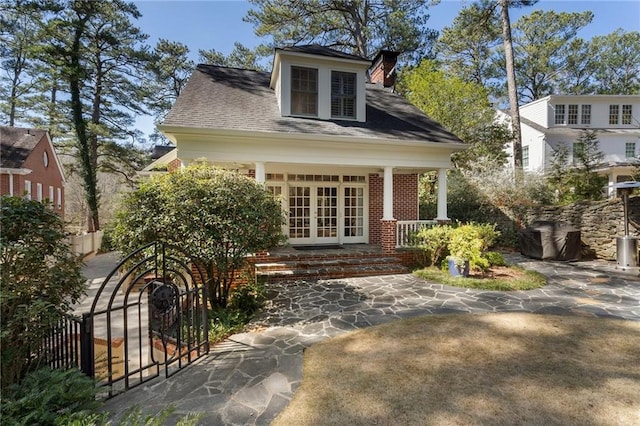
[90,254,640,425]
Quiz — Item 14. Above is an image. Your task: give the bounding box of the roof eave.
[157,125,469,152]
[0,167,32,175]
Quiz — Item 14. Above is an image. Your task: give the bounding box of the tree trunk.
[68,10,100,232]
[499,0,523,174]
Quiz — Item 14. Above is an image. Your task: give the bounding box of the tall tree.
[144,39,194,141]
[0,0,56,126]
[45,0,150,232]
[398,60,511,171]
[244,0,436,60]
[435,0,502,87]
[198,41,268,71]
[548,130,607,203]
[512,9,593,102]
[591,29,640,95]
[498,0,537,173]
[555,37,598,95]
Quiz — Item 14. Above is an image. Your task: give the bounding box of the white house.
[500,95,640,195]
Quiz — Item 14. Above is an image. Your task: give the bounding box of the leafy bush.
[413,222,501,272]
[209,280,267,343]
[111,163,285,309]
[0,196,86,391]
[484,251,506,267]
[449,224,486,270]
[99,223,116,253]
[1,367,98,425]
[449,223,500,272]
[412,225,453,266]
[58,405,203,426]
[228,280,266,318]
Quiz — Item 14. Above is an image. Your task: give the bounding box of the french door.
[289,185,339,244]
[286,183,367,245]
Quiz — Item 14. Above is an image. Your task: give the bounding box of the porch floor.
[252,244,408,281]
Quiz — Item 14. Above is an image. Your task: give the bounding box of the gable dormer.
[270,45,371,122]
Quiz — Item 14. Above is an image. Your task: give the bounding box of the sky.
[131,0,640,141]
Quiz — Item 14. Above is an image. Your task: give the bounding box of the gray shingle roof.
[162,65,463,145]
[0,126,47,169]
[277,45,370,63]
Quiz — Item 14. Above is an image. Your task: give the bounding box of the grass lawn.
[273,313,640,426]
[414,265,547,291]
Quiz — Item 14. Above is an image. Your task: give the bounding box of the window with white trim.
[622,105,633,125]
[36,183,43,201]
[57,187,62,209]
[609,105,619,125]
[49,185,54,206]
[291,66,318,116]
[581,104,591,124]
[25,180,32,199]
[554,104,565,124]
[626,142,636,159]
[568,104,578,125]
[331,71,356,118]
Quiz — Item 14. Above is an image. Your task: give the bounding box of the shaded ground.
[273,313,640,426]
[90,253,640,425]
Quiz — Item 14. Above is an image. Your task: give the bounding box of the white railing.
[396,220,437,247]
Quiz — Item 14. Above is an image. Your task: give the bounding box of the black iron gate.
[80,242,209,397]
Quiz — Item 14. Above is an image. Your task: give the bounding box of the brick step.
[258,251,389,262]
[255,256,408,282]
[254,256,403,271]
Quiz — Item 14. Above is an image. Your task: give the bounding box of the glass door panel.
[316,186,338,241]
[289,186,311,240]
[344,186,365,242]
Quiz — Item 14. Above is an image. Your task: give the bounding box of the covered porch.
[252,162,449,253]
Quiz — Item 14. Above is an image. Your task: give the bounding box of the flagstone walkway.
[98,254,639,425]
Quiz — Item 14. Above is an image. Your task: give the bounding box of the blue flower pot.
[448,258,470,277]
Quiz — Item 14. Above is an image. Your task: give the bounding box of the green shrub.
[413,225,453,266]
[58,406,203,426]
[1,368,98,426]
[447,223,501,272]
[111,163,285,309]
[1,196,86,391]
[484,251,506,267]
[208,279,267,342]
[228,279,266,318]
[449,224,485,270]
[99,223,116,253]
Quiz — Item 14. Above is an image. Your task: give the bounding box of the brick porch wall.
[369,173,419,245]
[167,158,182,172]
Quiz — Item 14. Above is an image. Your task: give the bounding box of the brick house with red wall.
[152,46,466,276]
[1,126,66,218]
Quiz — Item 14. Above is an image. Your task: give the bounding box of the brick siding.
[368,172,419,245]
[167,158,182,172]
[1,135,65,218]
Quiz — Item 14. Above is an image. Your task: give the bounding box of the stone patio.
[97,253,640,425]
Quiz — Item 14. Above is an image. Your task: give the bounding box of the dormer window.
[291,66,318,116]
[331,71,356,119]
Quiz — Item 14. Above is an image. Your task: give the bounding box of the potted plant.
[447,225,483,277]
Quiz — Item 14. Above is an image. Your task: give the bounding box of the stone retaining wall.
[515,196,639,260]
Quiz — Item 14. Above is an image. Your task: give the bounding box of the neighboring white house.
[498,95,640,195]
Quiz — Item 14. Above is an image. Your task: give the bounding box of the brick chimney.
[369,50,399,88]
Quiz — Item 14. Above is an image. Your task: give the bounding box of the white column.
[383,166,394,220]
[8,173,13,196]
[255,162,266,184]
[436,168,449,221]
